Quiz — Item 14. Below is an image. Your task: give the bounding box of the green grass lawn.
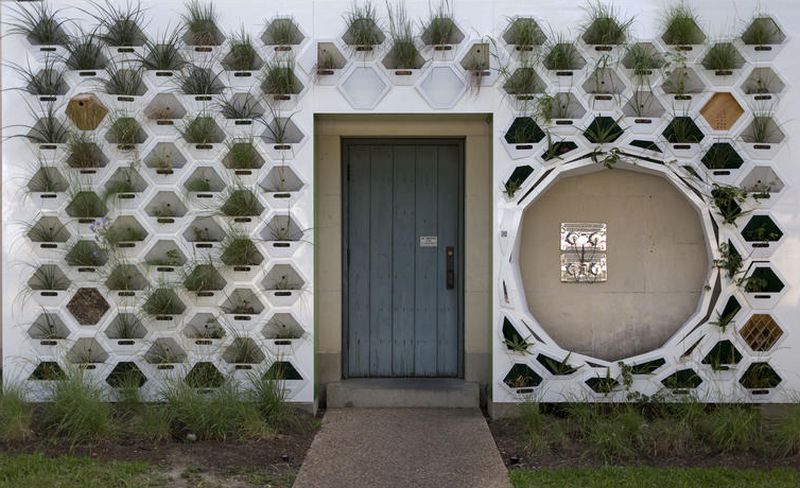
[0,453,161,488]
[510,467,800,488]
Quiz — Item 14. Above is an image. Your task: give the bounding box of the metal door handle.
[446,247,455,289]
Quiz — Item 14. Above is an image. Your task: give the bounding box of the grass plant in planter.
[662,115,704,154]
[260,111,304,156]
[223,29,263,85]
[65,190,108,225]
[8,57,68,103]
[262,265,305,306]
[264,313,305,349]
[26,264,71,307]
[711,184,747,225]
[105,264,149,299]
[95,216,148,253]
[660,2,706,51]
[741,114,784,155]
[219,185,264,227]
[105,114,147,151]
[28,313,70,347]
[183,217,227,252]
[701,142,743,178]
[64,30,107,77]
[223,336,266,371]
[7,2,69,56]
[622,42,665,85]
[26,160,69,208]
[740,215,783,251]
[65,240,108,272]
[182,259,226,300]
[701,42,745,80]
[580,1,633,50]
[343,1,385,56]
[217,94,265,128]
[542,35,585,79]
[105,312,147,347]
[502,66,546,102]
[502,17,546,56]
[138,28,186,80]
[65,133,107,174]
[145,338,187,369]
[142,284,185,321]
[262,18,305,54]
[223,138,265,180]
[260,59,303,102]
[741,16,786,60]
[185,314,226,346]
[176,64,225,102]
[21,103,70,151]
[420,0,463,59]
[262,214,306,257]
[221,230,264,273]
[90,0,148,55]
[102,63,147,103]
[104,165,147,206]
[182,0,225,51]
[504,118,544,157]
[179,114,224,152]
[382,2,424,82]
[222,290,264,323]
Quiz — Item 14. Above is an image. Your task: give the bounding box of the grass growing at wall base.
[0,453,159,488]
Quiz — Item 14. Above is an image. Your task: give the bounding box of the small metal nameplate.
[419,236,438,248]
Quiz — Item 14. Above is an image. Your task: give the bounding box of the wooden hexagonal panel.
[700,92,744,131]
[66,93,109,131]
[740,314,783,351]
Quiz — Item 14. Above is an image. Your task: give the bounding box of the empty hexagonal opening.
[27,165,68,194]
[183,262,226,294]
[184,314,226,341]
[184,217,227,244]
[66,287,109,325]
[662,369,702,389]
[261,166,304,193]
[223,337,266,365]
[700,93,744,131]
[543,43,585,71]
[221,234,264,267]
[261,18,304,48]
[260,61,304,96]
[702,340,742,370]
[262,264,304,291]
[67,338,108,365]
[622,42,665,75]
[145,191,188,224]
[144,93,187,122]
[105,313,147,341]
[663,117,704,144]
[66,93,108,130]
[503,68,546,97]
[263,313,304,340]
[142,286,186,317]
[740,314,783,352]
[339,66,390,109]
[220,188,264,218]
[536,354,577,375]
[145,240,187,270]
[65,241,107,269]
[145,338,187,366]
[630,358,666,375]
[741,167,784,197]
[701,43,745,73]
[701,143,743,171]
[742,68,785,97]
[180,115,225,145]
[105,216,148,247]
[185,362,225,388]
[218,93,265,120]
[743,266,784,294]
[382,44,424,71]
[185,167,226,193]
[662,67,705,96]
[107,362,147,389]
[222,289,264,316]
[502,18,546,50]
[28,313,69,341]
[420,15,464,46]
[28,264,70,291]
[538,93,586,120]
[418,65,466,109]
[105,167,147,199]
[503,166,534,197]
[741,216,783,243]
[103,67,147,97]
[145,142,188,175]
[105,117,147,148]
[265,361,302,380]
[583,116,624,143]
[623,91,665,118]
[741,17,786,46]
[106,265,148,292]
[741,117,784,145]
[30,362,66,381]
[316,42,347,74]
[221,36,264,71]
[223,140,266,171]
[27,216,70,243]
[740,362,781,391]
[505,118,546,145]
[262,214,305,242]
[583,68,625,95]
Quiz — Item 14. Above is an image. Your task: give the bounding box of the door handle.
[446,246,455,289]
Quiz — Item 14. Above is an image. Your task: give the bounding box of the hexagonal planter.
[542,41,587,85]
[620,42,666,87]
[183,217,227,255]
[104,166,148,210]
[184,313,226,348]
[663,116,705,158]
[104,216,149,258]
[219,187,265,234]
[260,166,305,209]
[261,264,305,307]
[740,17,787,62]
[309,41,349,86]
[181,11,226,63]
[141,286,186,323]
[66,287,110,325]
[144,239,187,278]
[420,15,465,61]
[502,67,546,109]
[183,262,227,305]
[737,214,784,258]
[144,191,189,233]
[381,41,426,86]
[741,264,785,310]
[700,42,746,88]
[26,163,68,210]
[259,60,306,110]
[221,39,265,90]
[28,264,71,307]
[660,67,706,110]
[260,117,306,160]
[740,166,785,208]
[106,263,149,303]
[67,338,109,371]
[261,17,307,58]
[220,231,264,280]
[536,92,588,134]
[222,139,266,185]
[622,90,665,134]
[739,115,784,160]
[263,312,306,355]
[143,93,187,135]
[102,66,148,109]
[501,17,547,59]
[179,115,226,159]
[183,166,226,206]
[27,216,70,258]
[581,67,628,111]
[218,93,265,136]
[459,42,501,88]
[740,67,786,104]
[260,213,306,258]
[221,289,265,327]
[739,361,782,396]
[27,312,70,350]
[145,337,187,371]
[105,312,147,348]
[503,117,545,159]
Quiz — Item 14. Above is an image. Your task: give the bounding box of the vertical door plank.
[436,145,460,376]
[369,145,394,375]
[392,145,416,376]
[414,146,439,376]
[347,145,371,377]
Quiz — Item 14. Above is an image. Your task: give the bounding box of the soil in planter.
[65,288,110,325]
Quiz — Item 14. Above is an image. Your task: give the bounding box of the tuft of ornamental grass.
[185,175,213,192]
[421,0,459,46]
[27,159,68,194]
[225,335,263,364]
[41,370,111,444]
[138,27,185,71]
[182,0,223,46]
[708,405,761,453]
[179,115,222,144]
[90,0,147,46]
[661,2,705,46]
[260,59,300,95]
[624,43,664,75]
[265,215,302,241]
[142,285,183,316]
[24,103,70,145]
[107,116,144,146]
[64,31,107,71]
[344,1,383,47]
[217,95,263,120]
[8,57,66,97]
[0,385,33,442]
[103,64,145,96]
[505,17,546,49]
[225,29,260,71]
[702,43,741,71]
[65,240,107,267]
[26,217,69,243]
[742,17,783,46]
[543,36,583,71]
[28,264,70,291]
[581,1,633,45]
[744,115,781,144]
[176,64,224,95]
[65,133,103,169]
[772,404,800,457]
[221,229,261,266]
[224,139,261,169]
[250,371,292,427]
[220,187,262,217]
[385,1,420,69]
[182,259,223,293]
[264,18,303,46]
[7,2,68,45]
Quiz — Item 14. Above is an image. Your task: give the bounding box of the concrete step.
[326,378,480,408]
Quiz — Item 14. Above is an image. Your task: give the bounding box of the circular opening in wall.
[518,168,711,361]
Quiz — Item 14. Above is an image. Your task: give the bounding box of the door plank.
[436,146,460,376]
[347,146,372,377]
[414,146,439,376]
[392,145,416,376]
[369,145,394,375]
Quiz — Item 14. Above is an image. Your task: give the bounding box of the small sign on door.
[419,236,438,248]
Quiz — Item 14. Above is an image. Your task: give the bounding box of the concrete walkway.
[293,408,511,488]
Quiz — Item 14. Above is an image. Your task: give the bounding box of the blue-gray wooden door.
[343,139,463,378]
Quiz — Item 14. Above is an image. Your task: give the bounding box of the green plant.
[107,116,143,146]
[65,241,106,267]
[624,43,664,76]
[226,29,259,71]
[713,242,742,280]
[772,404,800,457]
[583,117,624,145]
[504,17,546,49]
[220,188,262,217]
[261,110,297,145]
[227,336,262,364]
[503,67,543,96]
[709,405,761,453]
[41,370,111,444]
[25,218,68,243]
[0,385,32,442]
[24,103,69,145]
[65,133,101,168]
[8,2,68,45]
[544,37,583,70]
[225,139,261,169]
[90,0,146,46]
[185,176,213,192]
[421,1,458,46]
[67,191,107,219]
[249,371,291,427]
[106,266,141,291]
[260,59,299,95]
[502,334,533,353]
[183,260,222,293]
[344,1,383,47]
[103,64,145,96]
[581,1,633,45]
[664,116,703,143]
[142,286,183,316]
[662,3,704,45]
[385,1,420,69]
[138,28,185,70]
[702,43,740,71]
[742,17,783,45]
[28,264,70,291]
[182,0,223,45]
[176,64,224,95]
[111,313,142,340]
[64,32,106,70]
[179,115,220,144]
[104,167,139,200]
[746,115,780,144]
[265,18,302,46]
[9,58,65,97]
[711,184,747,224]
[265,216,302,241]
[221,233,261,266]
[586,411,639,462]
[217,95,262,120]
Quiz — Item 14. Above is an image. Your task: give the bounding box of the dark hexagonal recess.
[583,116,624,144]
[662,369,703,389]
[662,117,704,143]
[503,364,542,389]
[106,362,147,388]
